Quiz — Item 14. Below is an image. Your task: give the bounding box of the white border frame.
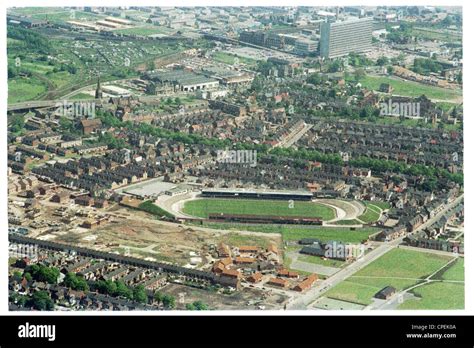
[1,0,470,316]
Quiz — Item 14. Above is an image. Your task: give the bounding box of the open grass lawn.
[31,11,105,23]
[364,201,391,210]
[47,70,81,89]
[437,257,464,281]
[358,75,462,102]
[8,77,47,103]
[190,221,378,244]
[212,52,257,66]
[398,282,464,310]
[355,249,453,280]
[183,198,336,221]
[70,92,95,100]
[10,7,67,16]
[325,280,381,305]
[19,61,55,75]
[325,249,454,306]
[411,28,462,43]
[280,226,378,243]
[358,204,382,224]
[298,254,345,268]
[138,200,174,219]
[333,219,361,225]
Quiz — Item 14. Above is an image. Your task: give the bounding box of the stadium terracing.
[201,188,313,201]
[208,213,322,225]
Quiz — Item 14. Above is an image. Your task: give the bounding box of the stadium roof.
[201,188,313,197]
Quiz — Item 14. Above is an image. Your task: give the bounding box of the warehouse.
[146,70,219,92]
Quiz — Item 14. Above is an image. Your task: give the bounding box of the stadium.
[159,188,373,225]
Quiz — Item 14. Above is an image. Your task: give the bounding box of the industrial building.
[8,15,48,28]
[239,30,295,49]
[319,17,373,59]
[294,38,319,56]
[146,70,219,92]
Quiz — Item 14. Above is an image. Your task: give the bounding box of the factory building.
[146,70,219,92]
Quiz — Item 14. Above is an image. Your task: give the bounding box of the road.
[278,123,312,148]
[286,194,464,310]
[7,81,160,112]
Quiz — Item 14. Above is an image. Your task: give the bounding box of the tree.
[26,264,60,284]
[133,285,147,304]
[328,60,343,73]
[376,56,389,66]
[353,69,366,82]
[59,117,75,132]
[96,280,117,295]
[30,291,54,311]
[24,272,32,282]
[115,281,133,299]
[146,82,156,95]
[154,291,164,304]
[412,58,442,75]
[9,114,25,134]
[186,301,208,310]
[64,272,89,291]
[162,294,176,309]
[10,293,28,307]
[307,73,326,85]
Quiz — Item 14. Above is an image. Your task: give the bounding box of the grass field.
[190,221,378,244]
[10,7,67,16]
[30,11,105,23]
[114,26,172,36]
[325,248,454,306]
[364,201,391,210]
[358,75,462,102]
[183,198,336,221]
[333,219,361,225]
[358,204,382,224]
[412,27,462,43]
[397,282,464,310]
[212,52,257,66]
[8,77,47,103]
[298,254,346,268]
[438,258,464,281]
[138,200,174,219]
[70,93,95,100]
[325,280,382,305]
[354,249,453,280]
[397,257,464,309]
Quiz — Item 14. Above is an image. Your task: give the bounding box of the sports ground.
[182,198,336,221]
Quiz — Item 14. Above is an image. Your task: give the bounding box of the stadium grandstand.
[200,188,313,201]
[208,213,322,225]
